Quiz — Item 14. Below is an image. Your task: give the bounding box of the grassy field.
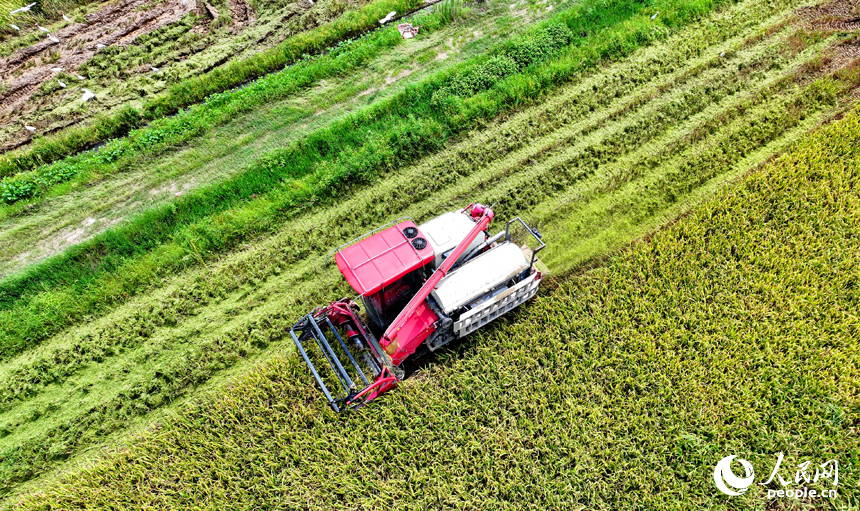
[0,0,858,503]
[7,60,859,510]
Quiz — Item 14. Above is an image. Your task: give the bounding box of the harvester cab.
[290,203,546,412]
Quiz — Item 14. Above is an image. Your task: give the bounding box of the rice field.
[0,0,858,504]
[8,47,860,509]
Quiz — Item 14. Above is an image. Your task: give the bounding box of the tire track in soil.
[797,0,860,30]
[228,0,252,26]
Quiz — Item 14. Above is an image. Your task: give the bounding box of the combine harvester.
[290,203,547,411]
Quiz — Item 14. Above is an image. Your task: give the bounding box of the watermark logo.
[713,453,839,500]
[714,455,755,496]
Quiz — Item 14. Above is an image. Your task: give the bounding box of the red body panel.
[388,301,438,366]
[381,206,494,364]
[335,221,434,296]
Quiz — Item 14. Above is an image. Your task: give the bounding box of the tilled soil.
[797,0,860,30]
[228,0,252,26]
[0,0,197,151]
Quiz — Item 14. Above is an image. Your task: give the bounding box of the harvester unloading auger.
[290,203,546,411]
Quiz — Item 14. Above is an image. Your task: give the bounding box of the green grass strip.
[11,93,859,511]
[0,0,736,359]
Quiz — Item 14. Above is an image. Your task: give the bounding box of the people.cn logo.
[713,455,755,496]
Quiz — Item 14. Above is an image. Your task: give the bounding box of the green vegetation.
[1,0,858,501]
[0,0,739,359]
[0,0,463,205]
[10,76,859,511]
[0,0,92,35]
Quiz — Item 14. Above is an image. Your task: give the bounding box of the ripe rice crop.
[1,0,859,499]
[9,68,859,510]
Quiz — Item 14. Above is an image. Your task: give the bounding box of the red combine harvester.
[290,203,546,412]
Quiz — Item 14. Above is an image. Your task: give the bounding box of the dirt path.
[228,0,252,26]
[0,0,197,151]
[797,0,860,30]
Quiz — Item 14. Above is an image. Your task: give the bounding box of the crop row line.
[0,0,812,404]
[0,0,725,359]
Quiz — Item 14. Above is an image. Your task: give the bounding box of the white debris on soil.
[0,0,203,150]
[397,22,419,38]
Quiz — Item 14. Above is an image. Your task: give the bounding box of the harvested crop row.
[10,68,860,511]
[2,0,856,496]
[0,0,793,360]
[0,0,800,407]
